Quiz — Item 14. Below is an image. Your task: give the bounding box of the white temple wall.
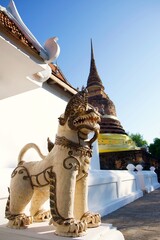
[136,169,160,193]
[88,152,143,216]
[0,87,68,168]
[88,169,143,217]
[0,86,69,224]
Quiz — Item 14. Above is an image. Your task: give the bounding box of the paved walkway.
[102,188,160,240]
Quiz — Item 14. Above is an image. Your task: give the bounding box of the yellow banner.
[98,133,138,153]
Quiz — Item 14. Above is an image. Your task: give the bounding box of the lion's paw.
[33,210,51,222]
[50,218,87,237]
[7,214,33,229]
[81,211,101,228]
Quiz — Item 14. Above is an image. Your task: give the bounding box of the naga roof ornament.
[0,0,60,63]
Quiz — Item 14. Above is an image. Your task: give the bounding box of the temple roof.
[0,0,60,63]
[0,0,76,99]
[49,63,71,85]
[47,63,77,94]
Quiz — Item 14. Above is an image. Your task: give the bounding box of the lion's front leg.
[75,175,101,228]
[49,158,87,237]
[81,211,101,228]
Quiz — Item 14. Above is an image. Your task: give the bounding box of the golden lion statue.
[5,88,101,237]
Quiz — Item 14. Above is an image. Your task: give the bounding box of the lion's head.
[58,88,100,145]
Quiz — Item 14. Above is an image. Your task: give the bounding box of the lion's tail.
[5,188,16,220]
[18,143,46,163]
[5,188,11,220]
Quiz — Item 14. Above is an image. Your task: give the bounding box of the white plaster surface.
[136,169,160,193]
[88,169,143,216]
[0,88,68,168]
[0,222,124,240]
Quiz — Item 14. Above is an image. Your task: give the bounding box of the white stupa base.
[0,222,125,240]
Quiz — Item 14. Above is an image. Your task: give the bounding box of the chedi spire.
[87,39,104,91]
[86,40,127,135]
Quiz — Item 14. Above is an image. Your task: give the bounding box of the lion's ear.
[58,117,65,125]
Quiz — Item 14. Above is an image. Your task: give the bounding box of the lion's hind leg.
[30,188,51,222]
[6,166,34,229]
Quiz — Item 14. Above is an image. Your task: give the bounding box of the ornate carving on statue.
[55,135,93,158]
[5,88,101,237]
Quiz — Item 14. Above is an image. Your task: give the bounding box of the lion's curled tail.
[18,143,46,164]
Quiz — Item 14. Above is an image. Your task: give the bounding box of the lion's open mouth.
[73,112,100,129]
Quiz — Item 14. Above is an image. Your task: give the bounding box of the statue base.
[0,222,124,240]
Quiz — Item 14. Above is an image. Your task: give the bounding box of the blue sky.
[2,0,160,144]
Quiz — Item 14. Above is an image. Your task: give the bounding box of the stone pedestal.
[0,222,125,240]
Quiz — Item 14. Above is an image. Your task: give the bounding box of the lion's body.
[6,90,101,237]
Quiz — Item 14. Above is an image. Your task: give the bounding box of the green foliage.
[128,133,148,147]
[149,138,160,160]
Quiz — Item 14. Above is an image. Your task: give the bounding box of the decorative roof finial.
[91,38,94,60]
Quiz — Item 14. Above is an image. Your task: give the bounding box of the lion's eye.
[78,105,86,113]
